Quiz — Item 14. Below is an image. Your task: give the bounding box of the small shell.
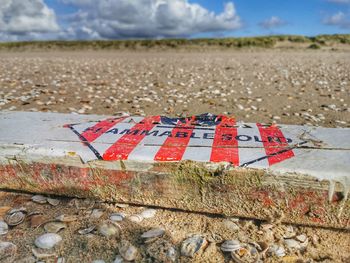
[44,222,67,233]
[4,211,25,226]
[91,209,104,219]
[92,260,105,263]
[32,195,47,204]
[0,221,9,235]
[34,233,62,249]
[221,240,241,252]
[78,226,95,235]
[55,214,77,222]
[112,255,123,263]
[181,235,207,257]
[119,240,138,261]
[32,248,56,259]
[284,238,301,250]
[269,244,285,257]
[98,221,121,237]
[296,234,308,243]
[128,214,143,223]
[115,203,129,208]
[140,209,157,219]
[141,228,165,239]
[110,213,125,222]
[222,219,240,231]
[0,241,17,260]
[47,198,60,206]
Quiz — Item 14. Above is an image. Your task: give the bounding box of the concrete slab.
[0,111,349,229]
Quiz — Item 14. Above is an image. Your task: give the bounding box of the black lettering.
[175,132,188,138]
[236,135,252,141]
[106,128,119,134]
[190,132,200,139]
[254,135,266,143]
[140,130,159,136]
[203,133,214,139]
[159,131,172,137]
[120,129,140,135]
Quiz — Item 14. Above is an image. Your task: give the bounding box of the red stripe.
[81,117,126,143]
[257,123,294,166]
[103,116,161,161]
[154,117,195,161]
[210,116,239,166]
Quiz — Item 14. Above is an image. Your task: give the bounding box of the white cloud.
[259,16,287,30]
[60,0,241,39]
[0,0,59,41]
[323,12,350,28]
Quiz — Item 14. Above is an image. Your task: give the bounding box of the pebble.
[35,233,62,249]
[118,240,138,261]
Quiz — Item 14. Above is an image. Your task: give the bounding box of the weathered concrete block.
[0,112,349,229]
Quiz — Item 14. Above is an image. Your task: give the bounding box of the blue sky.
[0,0,349,41]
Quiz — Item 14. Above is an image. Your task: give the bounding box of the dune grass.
[0,34,349,51]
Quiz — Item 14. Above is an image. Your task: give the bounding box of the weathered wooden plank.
[0,111,349,229]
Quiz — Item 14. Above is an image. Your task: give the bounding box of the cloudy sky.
[0,0,349,41]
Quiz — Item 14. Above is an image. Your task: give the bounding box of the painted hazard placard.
[64,113,304,167]
[0,112,349,184]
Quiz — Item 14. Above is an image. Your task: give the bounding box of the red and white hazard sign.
[65,113,306,167]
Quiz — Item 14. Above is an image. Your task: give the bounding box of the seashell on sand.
[110,213,125,222]
[78,226,95,235]
[98,221,121,237]
[118,240,138,261]
[141,228,165,239]
[0,220,9,235]
[128,214,143,223]
[32,195,47,204]
[55,214,78,222]
[44,222,67,233]
[4,210,25,226]
[47,198,60,206]
[181,235,207,257]
[140,209,157,219]
[221,240,241,252]
[34,233,62,249]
